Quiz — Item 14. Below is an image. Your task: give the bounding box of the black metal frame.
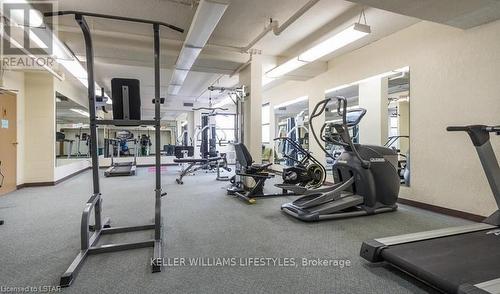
[44,11,183,287]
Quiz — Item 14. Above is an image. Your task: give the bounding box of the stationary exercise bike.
[280,96,400,221]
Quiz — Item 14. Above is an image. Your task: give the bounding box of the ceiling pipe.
[239,0,320,53]
[272,0,320,35]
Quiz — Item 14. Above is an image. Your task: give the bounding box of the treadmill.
[360,125,500,294]
[104,137,137,177]
[104,78,141,178]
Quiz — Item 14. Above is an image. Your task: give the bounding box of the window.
[215,114,235,142]
[261,103,270,143]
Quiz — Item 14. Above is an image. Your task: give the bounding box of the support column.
[239,54,262,162]
[358,77,389,145]
[24,72,55,183]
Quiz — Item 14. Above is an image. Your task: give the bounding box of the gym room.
[0,0,499,293]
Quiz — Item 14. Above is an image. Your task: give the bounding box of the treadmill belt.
[381,229,500,293]
[110,166,133,174]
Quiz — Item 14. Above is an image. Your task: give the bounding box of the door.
[0,91,17,195]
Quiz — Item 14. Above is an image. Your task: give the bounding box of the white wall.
[263,20,500,217]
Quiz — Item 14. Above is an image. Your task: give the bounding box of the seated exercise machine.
[281,96,400,221]
[361,124,500,294]
[104,78,141,177]
[45,10,183,287]
[172,146,225,184]
[227,143,296,204]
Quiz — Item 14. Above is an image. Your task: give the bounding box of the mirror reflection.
[323,67,410,186]
[273,97,309,166]
[55,92,92,166]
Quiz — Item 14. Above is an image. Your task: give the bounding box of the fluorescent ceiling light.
[299,23,370,62]
[168,0,228,95]
[29,30,48,48]
[170,69,190,85]
[262,76,275,86]
[185,0,228,47]
[60,59,87,79]
[274,96,308,109]
[169,85,182,95]
[266,23,371,78]
[266,58,307,78]
[70,108,90,117]
[176,47,203,70]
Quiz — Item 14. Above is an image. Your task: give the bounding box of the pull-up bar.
[44,11,184,33]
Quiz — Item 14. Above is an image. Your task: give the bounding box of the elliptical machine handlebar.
[309,96,370,169]
[336,97,371,169]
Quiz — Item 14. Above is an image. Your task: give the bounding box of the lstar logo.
[2,1,53,55]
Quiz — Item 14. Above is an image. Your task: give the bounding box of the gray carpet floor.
[0,167,472,294]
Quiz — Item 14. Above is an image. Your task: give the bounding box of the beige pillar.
[358,77,389,145]
[24,72,55,182]
[239,54,263,162]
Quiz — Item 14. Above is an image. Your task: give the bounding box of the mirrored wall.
[323,67,410,186]
[273,97,309,167]
[102,123,177,159]
[55,92,93,166]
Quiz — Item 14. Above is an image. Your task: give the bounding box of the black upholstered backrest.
[234,143,253,167]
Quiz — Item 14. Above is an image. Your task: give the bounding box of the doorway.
[0,91,17,195]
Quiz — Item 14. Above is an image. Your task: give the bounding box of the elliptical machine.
[281,96,400,221]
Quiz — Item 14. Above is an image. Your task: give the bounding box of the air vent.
[278,107,286,111]
[183,102,194,107]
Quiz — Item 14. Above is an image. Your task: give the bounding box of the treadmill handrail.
[448,125,500,214]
